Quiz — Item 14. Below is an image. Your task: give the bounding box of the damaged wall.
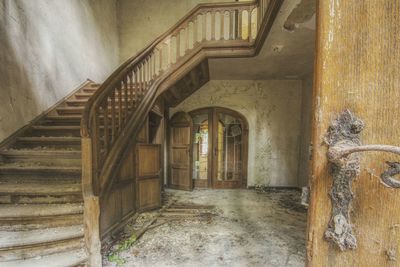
[0,0,119,142]
[297,75,313,187]
[170,80,303,187]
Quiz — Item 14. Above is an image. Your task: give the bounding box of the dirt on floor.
[103,188,307,267]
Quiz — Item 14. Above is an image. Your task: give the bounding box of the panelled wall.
[170,80,310,187]
[100,100,164,236]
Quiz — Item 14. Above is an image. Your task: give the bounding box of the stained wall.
[170,80,304,187]
[117,0,233,62]
[0,0,119,142]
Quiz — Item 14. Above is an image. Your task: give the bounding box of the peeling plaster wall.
[170,80,303,187]
[117,0,232,63]
[298,76,313,187]
[0,0,119,142]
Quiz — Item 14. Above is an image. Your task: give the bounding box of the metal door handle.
[324,110,400,251]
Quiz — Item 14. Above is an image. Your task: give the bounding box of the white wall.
[117,0,232,62]
[170,80,303,187]
[0,0,119,142]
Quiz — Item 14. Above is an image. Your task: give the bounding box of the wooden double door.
[169,107,248,190]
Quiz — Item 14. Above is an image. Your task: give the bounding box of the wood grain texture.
[308,1,400,266]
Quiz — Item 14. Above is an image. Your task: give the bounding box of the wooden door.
[136,144,161,211]
[308,1,400,266]
[168,112,193,190]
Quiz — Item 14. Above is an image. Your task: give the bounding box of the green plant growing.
[107,233,137,266]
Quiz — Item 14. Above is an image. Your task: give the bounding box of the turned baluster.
[128,70,133,112]
[193,18,198,46]
[185,24,190,53]
[103,100,109,153]
[123,77,129,122]
[110,91,116,142]
[176,32,181,60]
[248,8,252,41]
[117,83,123,130]
[220,11,224,40]
[237,10,242,40]
[133,69,138,108]
[202,13,206,41]
[92,109,101,183]
[211,11,215,41]
[230,10,235,40]
[152,51,156,78]
[140,63,145,97]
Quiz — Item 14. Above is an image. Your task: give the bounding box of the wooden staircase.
[0,81,100,266]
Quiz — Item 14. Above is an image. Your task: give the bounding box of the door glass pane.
[217,113,243,181]
[192,114,209,180]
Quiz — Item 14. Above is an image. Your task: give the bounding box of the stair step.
[30,125,80,137]
[74,93,94,99]
[1,248,87,267]
[0,182,81,196]
[0,165,81,175]
[0,194,83,205]
[82,87,98,93]
[0,149,81,163]
[66,98,136,106]
[0,225,83,249]
[75,92,136,99]
[0,150,81,165]
[0,214,83,231]
[15,137,81,149]
[56,107,85,115]
[0,234,84,262]
[89,83,101,88]
[41,115,82,126]
[0,203,83,219]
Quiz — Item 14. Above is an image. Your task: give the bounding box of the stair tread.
[0,150,81,156]
[45,115,82,120]
[0,182,81,195]
[31,125,80,129]
[17,137,80,142]
[0,225,83,249]
[0,203,83,218]
[0,164,81,173]
[0,248,86,267]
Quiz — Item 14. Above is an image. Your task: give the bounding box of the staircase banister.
[80,0,258,138]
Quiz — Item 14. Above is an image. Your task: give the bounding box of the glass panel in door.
[216,112,243,186]
[192,113,209,187]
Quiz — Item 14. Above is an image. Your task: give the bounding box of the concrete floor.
[104,189,307,267]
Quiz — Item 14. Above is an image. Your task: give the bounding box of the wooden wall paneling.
[136,144,162,211]
[308,1,400,266]
[100,145,136,239]
[137,116,149,143]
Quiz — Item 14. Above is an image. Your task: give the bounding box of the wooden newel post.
[81,137,102,266]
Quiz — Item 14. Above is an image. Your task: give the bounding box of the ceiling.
[209,0,316,80]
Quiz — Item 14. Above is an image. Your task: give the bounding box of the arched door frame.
[189,106,249,188]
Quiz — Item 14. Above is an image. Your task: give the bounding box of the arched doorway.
[190,107,248,189]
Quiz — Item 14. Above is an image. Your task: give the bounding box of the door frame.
[189,106,249,189]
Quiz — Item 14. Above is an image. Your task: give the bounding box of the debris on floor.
[103,188,307,267]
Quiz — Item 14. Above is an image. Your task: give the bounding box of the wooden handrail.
[81,0,282,198]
